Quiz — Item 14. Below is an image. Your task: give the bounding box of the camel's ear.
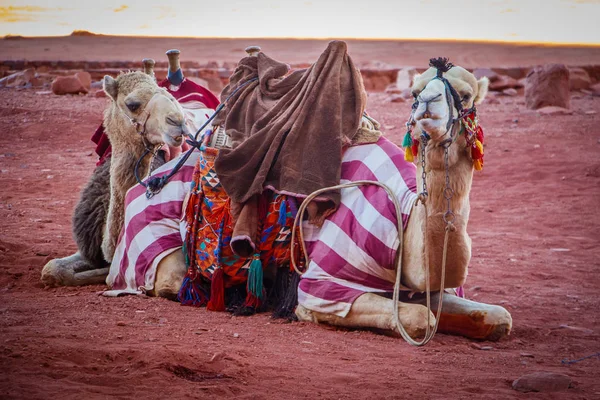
[474,77,489,105]
[103,75,118,100]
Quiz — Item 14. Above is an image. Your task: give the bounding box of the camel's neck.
[417,144,473,221]
[104,106,152,189]
[402,141,474,291]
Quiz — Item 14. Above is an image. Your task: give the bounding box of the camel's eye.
[412,91,419,99]
[126,101,141,113]
[461,93,471,103]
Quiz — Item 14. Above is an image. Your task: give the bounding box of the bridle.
[133,77,259,199]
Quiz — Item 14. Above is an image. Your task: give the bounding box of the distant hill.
[70,30,102,37]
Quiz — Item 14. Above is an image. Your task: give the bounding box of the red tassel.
[244,291,262,309]
[207,268,225,311]
[476,125,484,143]
[411,141,419,158]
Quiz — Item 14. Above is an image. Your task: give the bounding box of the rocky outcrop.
[51,74,89,95]
[525,64,570,110]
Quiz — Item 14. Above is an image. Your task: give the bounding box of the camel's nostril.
[422,111,431,119]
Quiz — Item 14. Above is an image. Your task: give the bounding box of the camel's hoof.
[439,305,513,341]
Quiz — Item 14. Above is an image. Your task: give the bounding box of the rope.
[290,180,450,347]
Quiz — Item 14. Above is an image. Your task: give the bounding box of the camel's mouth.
[164,134,184,147]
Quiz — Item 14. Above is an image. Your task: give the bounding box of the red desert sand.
[0,36,599,399]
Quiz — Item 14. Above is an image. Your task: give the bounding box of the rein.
[133,77,258,199]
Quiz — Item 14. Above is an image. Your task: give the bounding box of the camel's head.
[103,72,187,147]
[410,61,488,142]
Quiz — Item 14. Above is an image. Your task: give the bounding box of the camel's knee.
[395,302,435,339]
[295,304,318,323]
[41,252,83,287]
[151,250,187,300]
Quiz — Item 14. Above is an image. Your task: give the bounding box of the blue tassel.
[247,254,264,300]
[277,198,287,226]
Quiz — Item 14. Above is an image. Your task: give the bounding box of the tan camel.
[41,70,189,293]
[295,63,513,341]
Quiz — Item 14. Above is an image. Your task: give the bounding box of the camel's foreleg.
[147,249,187,300]
[409,291,512,341]
[41,252,109,287]
[296,293,435,338]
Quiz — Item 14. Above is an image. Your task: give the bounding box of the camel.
[294,61,513,342]
[41,69,189,293]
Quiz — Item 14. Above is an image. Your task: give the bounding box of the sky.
[1,0,599,44]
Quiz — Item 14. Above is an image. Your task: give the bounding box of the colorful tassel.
[473,159,483,171]
[247,254,264,300]
[402,131,413,148]
[404,147,414,162]
[277,198,287,227]
[412,141,420,159]
[178,275,209,307]
[472,139,484,160]
[207,267,225,311]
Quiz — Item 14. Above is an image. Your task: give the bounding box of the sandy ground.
[1,38,600,399]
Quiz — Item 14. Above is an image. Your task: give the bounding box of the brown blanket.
[214,40,366,256]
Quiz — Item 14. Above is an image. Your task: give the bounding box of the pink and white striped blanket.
[298,136,419,317]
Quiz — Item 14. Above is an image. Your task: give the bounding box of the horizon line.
[3,32,600,48]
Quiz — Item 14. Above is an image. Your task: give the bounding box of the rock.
[93,89,106,98]
[525,64,570,110]
[51,75,88,95]
[360,69,398,92]
[388,94,405,103]
[493,67,531,80]
[512,372,572,393]
[385,84,402,94]
[75,71,92,90]
[536,106,573,116]
[400,88,414,100]
[581,65,600,83]
[35,90,53,95]
[502,88,518,96]
[396,67,418,90]
[473,68,498,82]
[589,82,600,96]
[489,75,522,91]
[568,67,592,91]
[0,68,35,88]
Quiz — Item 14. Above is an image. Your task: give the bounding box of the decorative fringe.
[412,141,420,160]
[472,139,484,159]
[277,198,287,227]
[404,146,414,162]
[243,254,264,310]
[429,57,454,77]
[247,255,264,300]
[473,158,483,171]
[178,275,209,306]
[402,131,413,148]
[272,270,301,320]
[207,267,225,311]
